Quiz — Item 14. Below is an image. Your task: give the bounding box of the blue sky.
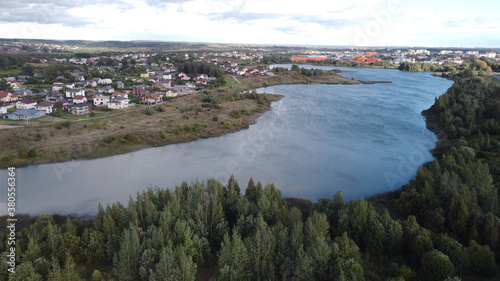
[0,0,499,47]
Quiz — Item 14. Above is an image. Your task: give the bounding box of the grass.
[0,68,22,76]
[0,71,373,168]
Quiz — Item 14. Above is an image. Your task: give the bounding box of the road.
[493,72,500,80]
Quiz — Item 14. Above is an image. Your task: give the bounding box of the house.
[35,102,54,114]
[0,92,18,103]
[140,72,149,78]
[16,98,37,109]
[164,88,178,98]
[132,85,147,95]
[116,81,124,89]
[15,88,32,97]
[84,80,98,87]
[108,96,129,109]
[98,86,114,93]
[99,78,112,85]
[3,108,45,120]
[93,94,110,107]
[65,83,75,89]
[0,105,7,115]
[65,88,85,98]
[111,92,128,99]
[52,83,64,91]
[173,85,193,95]
[73,95,88,104]
[141,94,162,105]
[154,81,172,89]
[6,80,24,90]
[45,91,65,103]
[68,103,90,115]
[74,75,85,82]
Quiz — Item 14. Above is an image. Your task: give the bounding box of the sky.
[0,0,499,47]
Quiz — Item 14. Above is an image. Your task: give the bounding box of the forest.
[1,64,500,281]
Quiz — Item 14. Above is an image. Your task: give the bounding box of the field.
[0,71,369,168]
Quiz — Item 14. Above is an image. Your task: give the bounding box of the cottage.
[3,108,45,120]
[0,91,18,103]
[93,94,110,107]
[73,95,88,104]
[65,88,85,98]
[0,105,7,115]
[68,103,90,115]
[35,102,54,114]
[16,98,37,109]
[116,81,124,89]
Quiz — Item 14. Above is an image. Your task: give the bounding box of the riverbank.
[0,71,384,169]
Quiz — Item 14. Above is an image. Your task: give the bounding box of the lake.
[0,66,454,216]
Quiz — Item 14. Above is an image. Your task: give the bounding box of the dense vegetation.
[0,54,30,70]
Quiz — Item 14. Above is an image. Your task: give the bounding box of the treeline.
[399,59,494,77]
[0,54,31,70]
[182,61,225,78]
[1,175,497,280]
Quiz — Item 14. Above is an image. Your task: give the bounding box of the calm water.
[0,66,453,216]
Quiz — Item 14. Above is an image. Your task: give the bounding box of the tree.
[466,241,496,275]
[113,226,141,281]
[9,261,42,281]
[218,230,251,281]
[304,212,331,280]
[420,250,455,281]
[249,216,275,281]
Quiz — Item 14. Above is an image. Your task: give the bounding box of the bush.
[142,107,155,115]
[154,104,165,112]
[212,115,219,121]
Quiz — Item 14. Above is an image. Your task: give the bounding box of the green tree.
[113,226,141,281]
[420,250,455,281]
[218,230,251,281]
[466,241,496,275]
[8,261,42,281]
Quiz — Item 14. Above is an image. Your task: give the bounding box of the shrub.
[142,107,155,115]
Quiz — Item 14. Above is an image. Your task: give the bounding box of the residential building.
[16,98,37,109]
[35,102,54,114]
[0,91,18,103]
[93,94,110,107]
[73,95,88,104]
[108,96,129,109]
[65,88,85,98]
[3,108,45,120]
[68,103,90,115]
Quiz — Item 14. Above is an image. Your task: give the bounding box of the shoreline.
[0,72,386,169]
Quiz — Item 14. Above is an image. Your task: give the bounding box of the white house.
[52,83,64,91]
[0,92,18,103]
[99,78,112,85]
[73,95,88,104]
[0,105,7,114]
[65,88,85,98]
[111,92,128,99]
[93,94,110,107]
[35,102,54,114]
[16,98,37,109]
[107,96,129,109]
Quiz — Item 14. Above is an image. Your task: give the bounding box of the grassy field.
[0,71,373,168]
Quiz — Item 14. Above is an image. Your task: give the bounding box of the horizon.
[0,0,499,48]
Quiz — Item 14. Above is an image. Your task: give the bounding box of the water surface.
[0,66,453,216]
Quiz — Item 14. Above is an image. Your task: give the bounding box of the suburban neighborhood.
[0,39,499,123]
